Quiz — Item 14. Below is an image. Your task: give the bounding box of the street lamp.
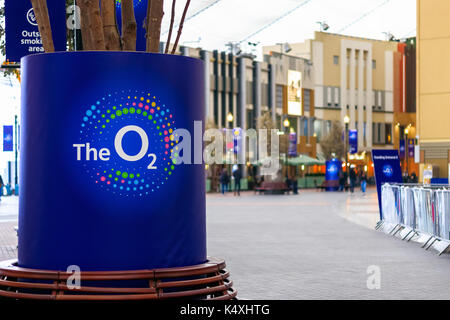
[227,112,234,128]
[283,118,290,130]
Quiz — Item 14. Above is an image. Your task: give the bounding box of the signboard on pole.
[3,126,13,152]
[5,0,67,62]
[372,149,403,219]
[349,130,358,154]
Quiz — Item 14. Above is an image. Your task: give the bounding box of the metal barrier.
[380,183,450,255]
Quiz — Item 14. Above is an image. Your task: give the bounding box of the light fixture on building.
[344,115,350,124]
[283,119,290,128]
[227,112,234,123]
[404,128,409,135]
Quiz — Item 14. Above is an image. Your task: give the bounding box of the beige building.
[264,32,403,167]
[417,0,450,179]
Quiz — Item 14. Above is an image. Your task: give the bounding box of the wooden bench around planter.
[254,181,291,195]
[0,257,236,300]
[316,180,348,191]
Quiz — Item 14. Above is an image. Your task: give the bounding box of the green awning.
[286,154,325,166]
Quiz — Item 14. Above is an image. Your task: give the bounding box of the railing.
[380,184,450,253]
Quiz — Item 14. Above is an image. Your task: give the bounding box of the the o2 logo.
[75,90,177,197]
[382,165,393,178]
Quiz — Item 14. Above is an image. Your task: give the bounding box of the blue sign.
[5,0,67,62]
[116,0,148,52]
[372,149,403,219]
[349,130,358,154]
[3,126,13,152]
[19,52,206,271]
[288,132,297,157]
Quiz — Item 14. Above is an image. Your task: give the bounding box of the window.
[333,55,339,65]
[385,124,392,144]
[334,88,339,106]
[314,119,323,142]
[372,60,376,69]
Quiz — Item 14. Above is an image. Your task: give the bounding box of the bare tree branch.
[165,0,176,54]
[146,0,164,53]
[121,0,137,51]
[30,0,54,52]
[101,0,121,50]
[171,0,190,54]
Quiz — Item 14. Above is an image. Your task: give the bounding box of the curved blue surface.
[19,52,206,271]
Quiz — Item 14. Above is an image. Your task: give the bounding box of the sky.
[161,0,416,56]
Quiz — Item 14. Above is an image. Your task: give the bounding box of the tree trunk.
[30,0,54,52]
[171,0,190,54]
[146,0,164,53]
[164,0,176,54]
[101,0,121,50]
[77,0,94,50]
[84,0,106,50]
[121,0,137,51]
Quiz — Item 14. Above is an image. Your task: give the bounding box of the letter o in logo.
[114,125,149,161]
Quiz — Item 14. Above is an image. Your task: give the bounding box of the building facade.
[264,32,414,173]
[179,45,317,159]
[417,0,450,179]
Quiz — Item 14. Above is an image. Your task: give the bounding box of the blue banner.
[3,126,13,152]
[233,128,242,155]
[399,139,406,159]
[372,149,403,219]
[288,132,297,157]
[408,139,414,158]
[19,52,206,271]
[116,0,148,52]
[5,0,67,62]
[349,129,357,154]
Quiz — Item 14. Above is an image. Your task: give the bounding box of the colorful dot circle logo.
[116,0,144,8]
[382,165,393,178]
[78,89,177,197]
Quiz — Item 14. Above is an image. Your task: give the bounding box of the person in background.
[233,166,242,196]
[219,169,230,195]
[349,168,356,194]
[360,171,368,194]
[338,169,345,192]
[410,172,418,184]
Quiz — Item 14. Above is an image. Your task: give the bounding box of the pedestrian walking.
[233,166,242,196]
[338,169,345,192]
[219,169,230,195]
[360,171,367,194]
[349,168,356,194]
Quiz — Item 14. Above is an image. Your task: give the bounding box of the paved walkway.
[207,188,450,299]
[1,191,449,299]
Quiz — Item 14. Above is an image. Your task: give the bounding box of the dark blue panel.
[5,0,66,62]
[19,52,206,271]
[3,126,13,152]
[372,149,403,220]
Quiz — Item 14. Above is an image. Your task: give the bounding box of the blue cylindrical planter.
[19,52,206,271]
